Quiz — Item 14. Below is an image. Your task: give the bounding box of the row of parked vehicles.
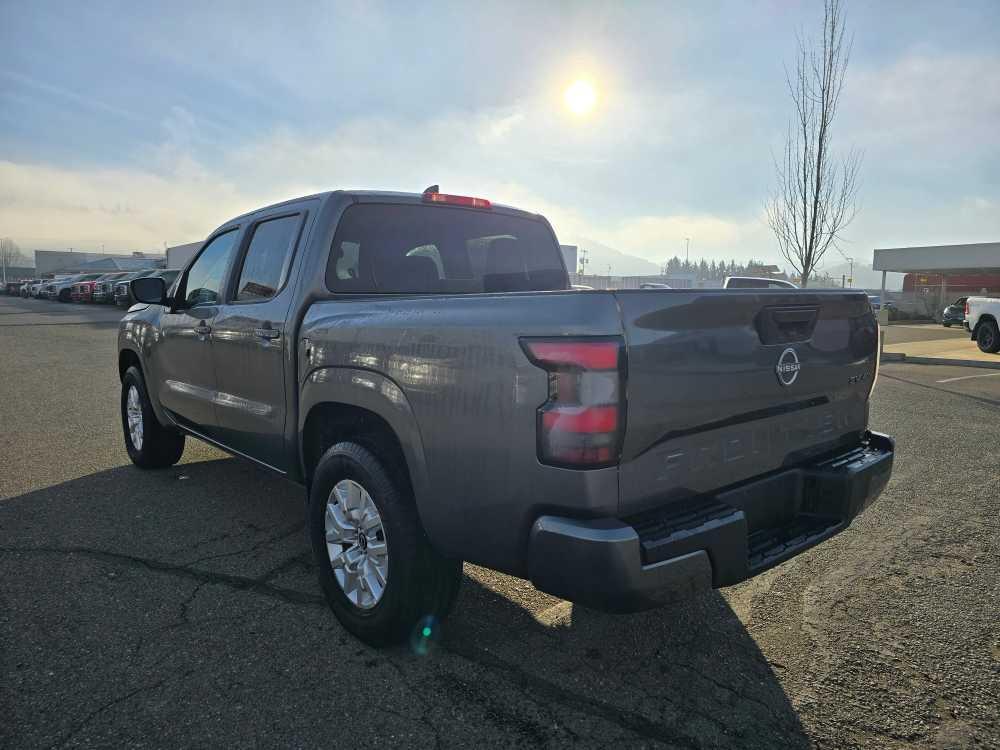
[3,269,180,307]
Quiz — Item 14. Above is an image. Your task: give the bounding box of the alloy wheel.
[325,479,389,609]
[126,385,144,450]
[981,327,996,350]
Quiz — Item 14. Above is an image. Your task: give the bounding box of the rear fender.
[298,367,430,520]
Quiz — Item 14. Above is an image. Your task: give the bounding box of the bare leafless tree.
[766,0,861,287]
[1,238,29,282]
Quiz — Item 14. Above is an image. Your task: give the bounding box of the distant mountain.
[572,238,661,276]
[818,258,905,291]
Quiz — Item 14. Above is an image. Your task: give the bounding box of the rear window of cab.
[325,204,568,294]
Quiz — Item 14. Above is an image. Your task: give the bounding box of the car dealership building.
[873,242,1000,321]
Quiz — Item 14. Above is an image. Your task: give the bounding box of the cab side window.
[184,230,239,307]
[233,215,301,302]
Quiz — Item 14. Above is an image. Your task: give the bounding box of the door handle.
[194,323,212,336]
[254,327,280,340]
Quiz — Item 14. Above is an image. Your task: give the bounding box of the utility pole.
[685,237,690,265]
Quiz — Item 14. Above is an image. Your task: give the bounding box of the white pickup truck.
[965,297,1000,353]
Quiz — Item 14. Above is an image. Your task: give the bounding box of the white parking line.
[935,372,1000,384]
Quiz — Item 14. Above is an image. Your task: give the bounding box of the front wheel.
[976,320,1000,353]
[121,366,185,468]
[942,321,951,328]
[309,442,462,646]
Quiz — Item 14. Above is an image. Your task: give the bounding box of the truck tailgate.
[615,289,878,517]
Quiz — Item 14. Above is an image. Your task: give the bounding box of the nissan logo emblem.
[776,347,801,386]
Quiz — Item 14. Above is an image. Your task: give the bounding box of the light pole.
[685,237,690,266]
[842,257,854,288]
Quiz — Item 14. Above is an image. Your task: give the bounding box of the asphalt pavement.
[881,323,968,346]
[2,295,998,749]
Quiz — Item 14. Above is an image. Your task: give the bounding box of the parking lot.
[1,294,998,749]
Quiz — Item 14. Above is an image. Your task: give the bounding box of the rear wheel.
[942,321,951,328]
[309,442,462,646]
[121,366,185,468]
[976,319,1000,353]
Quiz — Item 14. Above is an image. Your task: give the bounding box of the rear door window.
[326,204,567,294]
[233,214,301,302]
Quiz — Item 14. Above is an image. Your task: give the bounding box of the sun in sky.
[564,79,597,116]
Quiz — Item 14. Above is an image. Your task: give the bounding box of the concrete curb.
[882,354,1000,370]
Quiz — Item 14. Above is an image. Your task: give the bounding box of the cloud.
[845,52,1000,154]
[0,69,146,123]
[0,159,247,250]
[3,55,995,270]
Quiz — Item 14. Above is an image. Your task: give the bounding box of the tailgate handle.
[757,306,818,344]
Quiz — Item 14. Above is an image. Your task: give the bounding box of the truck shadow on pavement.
[0,457,809,749]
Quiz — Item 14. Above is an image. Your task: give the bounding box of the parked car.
[32,279,56,298]
[118,188,893,646]
[114,269,161,307]
[75,273,129,303]
[723,276,798,289]
[965,297,1000,353]
[941,297,968,327]
[52,273,103,302]
[4,281,25,295]
[20,279,41,297]
[43,276,75,300]
[91,272,130,303]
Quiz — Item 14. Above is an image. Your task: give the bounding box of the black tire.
[58,289,71,302]
[942,321,951,328]
[976,319,1000,353]
[309,442,462,646]
[121,366,185,469]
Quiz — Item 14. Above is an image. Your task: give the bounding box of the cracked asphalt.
[1,295,998,749]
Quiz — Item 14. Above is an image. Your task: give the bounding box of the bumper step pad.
[747,514,840,572]
[627,432,894,588]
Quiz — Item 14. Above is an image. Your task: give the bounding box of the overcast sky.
[1,0,997,272]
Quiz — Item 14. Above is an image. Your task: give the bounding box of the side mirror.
[131,277,168,305]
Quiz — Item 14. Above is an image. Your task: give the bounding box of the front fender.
[118,317,172,429]
[298,366,430,522]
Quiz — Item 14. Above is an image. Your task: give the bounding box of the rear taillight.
[521,337,625,469]
[964,300,970,316]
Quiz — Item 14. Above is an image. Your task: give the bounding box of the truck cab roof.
[226,189,542,225]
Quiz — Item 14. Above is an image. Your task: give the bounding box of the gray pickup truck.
[118,188,894,645]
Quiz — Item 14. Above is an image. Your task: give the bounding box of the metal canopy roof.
[872,242,1000,273]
